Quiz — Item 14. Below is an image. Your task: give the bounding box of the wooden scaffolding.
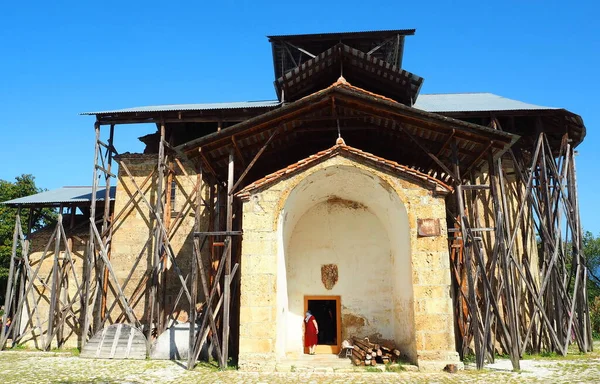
[0,31,590,372]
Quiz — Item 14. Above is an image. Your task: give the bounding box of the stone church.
[2,29,589,372]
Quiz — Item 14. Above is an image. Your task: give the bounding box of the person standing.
[304,310,318,355]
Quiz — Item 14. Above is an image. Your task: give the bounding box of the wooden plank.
[221,150,234,368]
[110,323,123,358]
[45,214,63,350]
[194,231,243,237]
[188,170,202,369]
[0,212,21,348]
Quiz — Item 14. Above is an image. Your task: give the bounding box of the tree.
[0,174,56,302]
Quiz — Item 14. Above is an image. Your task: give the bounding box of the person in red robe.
[304,310,318,354]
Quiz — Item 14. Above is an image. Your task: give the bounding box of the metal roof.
[81,93,556,116]
[81,100,281,115]
[0,186,116,207]
[267,29,416,40]
[414,93,557,113]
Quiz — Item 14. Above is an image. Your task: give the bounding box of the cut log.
[350,356,364,366]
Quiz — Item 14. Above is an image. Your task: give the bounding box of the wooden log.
[350,356,363,366]
[352,345,366,358]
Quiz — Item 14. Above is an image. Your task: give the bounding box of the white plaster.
[276,164,416,360]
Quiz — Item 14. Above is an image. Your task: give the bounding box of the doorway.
[304,296,341,354]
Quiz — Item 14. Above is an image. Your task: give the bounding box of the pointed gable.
[237,139,452,199]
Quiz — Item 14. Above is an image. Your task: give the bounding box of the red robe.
[304,315,318,347]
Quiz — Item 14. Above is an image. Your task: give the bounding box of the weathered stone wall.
[238,155,459,370]
[108,155,210,327]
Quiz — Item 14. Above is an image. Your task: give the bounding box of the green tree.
[0,174,56,302]
[583,231,600,338]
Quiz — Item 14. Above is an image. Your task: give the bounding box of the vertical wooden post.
[452,139,484,369]
[100,124,115,322]
[46,211,63,350]
[149,121,166,339]
[0,210,21,348]
[11,207,33,345]
[221,149,234,368]
[188,167,202,368]
[82,121,101,347]
[489,153,520,370]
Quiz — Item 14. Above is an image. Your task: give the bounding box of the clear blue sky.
[1,1,598,233]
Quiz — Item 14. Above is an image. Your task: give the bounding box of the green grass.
[364,366,382,372]
[10,344,28,350]
[192,358,237,371]
[385,362,406,372]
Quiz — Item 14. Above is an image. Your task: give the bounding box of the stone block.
[239,337,273,354]
[414,313,452,332]
[414,268,451,286]
[420,331,455,351]
[412,285,450,300]
[240,274,276,306]
[244,254,277,274]
[245,321,277,339]
[415,298,453,315]
[242,240,277,259]
[240,306,274,324]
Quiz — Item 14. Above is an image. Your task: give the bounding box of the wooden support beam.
[221,150,234,368]
[188,169,202,369]
[231,136,246,168]
[400,124,458,181]
[194,231,243,237]
[230,126,280,195]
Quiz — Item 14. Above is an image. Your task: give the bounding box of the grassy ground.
[0,341,597,384]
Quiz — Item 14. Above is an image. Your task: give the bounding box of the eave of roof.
[237,139,452,199]
[81,100,281,116]
[80,93,572,117]
[176,78,516,153]
[0,186,116,207]
[267,29,416,41]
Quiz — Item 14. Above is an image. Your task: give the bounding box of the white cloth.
[305,313,312,323]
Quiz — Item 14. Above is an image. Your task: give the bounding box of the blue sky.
[1,1,598,233]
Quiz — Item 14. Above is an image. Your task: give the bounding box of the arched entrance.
[275,164,417,362]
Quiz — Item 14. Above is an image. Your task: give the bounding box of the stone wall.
[238,154,459,370]
[108,154,210,326]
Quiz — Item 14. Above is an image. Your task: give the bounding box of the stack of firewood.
[349,337,401,366]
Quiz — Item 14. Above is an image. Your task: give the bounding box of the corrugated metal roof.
[81,100,281,115]
[414,93,557,113]
[82,93,556,116]
[0,186,116,206]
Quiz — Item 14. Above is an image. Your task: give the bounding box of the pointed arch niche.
[237,145,459,370]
